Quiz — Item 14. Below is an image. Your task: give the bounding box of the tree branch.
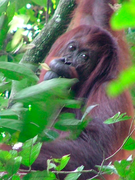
[8,0,76,105]
[20,0,76,71]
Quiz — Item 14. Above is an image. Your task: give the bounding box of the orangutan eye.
[80,52,90,61]
[68,42,77,52]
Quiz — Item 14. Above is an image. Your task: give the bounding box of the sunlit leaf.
[65,165,84,180]
[114,160,131,178]
[40,63,51,71]
[55,155,70,171]
[123,137,135,150]
[19,136,42,166]
[107,66,135,96]
[11,29,24,48]
[12,175,21,180]
[111,1,135,30]
[96,164,117,175]
[104,112,130,124]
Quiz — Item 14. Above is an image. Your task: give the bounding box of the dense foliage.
[0,0,135,179]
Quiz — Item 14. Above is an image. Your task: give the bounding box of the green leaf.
[9,150,18,157]
[0,0,8,15]
[22,136,38,147]
[0,81,12,92]
[0,103,26,118]
[6,156,22,175]
[55,113,81,131]
[22,171,56,180]
[55,112,89,139]
[0,96,8,109]
[14,0,30,11]
[12,175,21,180]
[0,62,38,82]
[32,0,47,7]
[47,159,57,171]
[104,112,130,124]
[128,158,135,179]
[11,79,78,141]
[107,67,135,96]
[14,78,77,102]
[55,155,70,171]
[65,165,84,180]
[43,129,59,141]
[7,1,15,23]
[0,55,7,61]
[81,105,98,121]
[0,15,8,49]
[111,1,135,30]
[114,157,135,179]
[55,119,81,130]
[114,160,131,177]
[0,1,15,49]
[64,99,81,109]
[0,150,12,162]
[96,164,117,175]
[0,119,23,131]
[123,137,135,150]
[19,136,42,166]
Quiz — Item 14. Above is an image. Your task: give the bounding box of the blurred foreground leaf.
[123,137,135,151]
[111,0,135,30]
[0,62,38,83]
[107,66,135,96]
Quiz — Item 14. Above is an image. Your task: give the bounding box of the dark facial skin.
[44,40,98,81]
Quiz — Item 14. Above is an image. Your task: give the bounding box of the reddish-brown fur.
[38,0,135,179]
[1,0,134,179]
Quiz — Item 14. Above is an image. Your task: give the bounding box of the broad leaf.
[19,136,42,166]
[65,165,84,180]
[0,119,23,131]
[123,137,135,150]
[0,62,38,82]
[111,1,135,30]
[54,155,70,171]
[6,156,22,175]
[14,78,77,102]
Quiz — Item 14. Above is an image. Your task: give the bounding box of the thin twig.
[105,122,135,161]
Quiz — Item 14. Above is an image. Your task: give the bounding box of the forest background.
[0,0,135,179]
